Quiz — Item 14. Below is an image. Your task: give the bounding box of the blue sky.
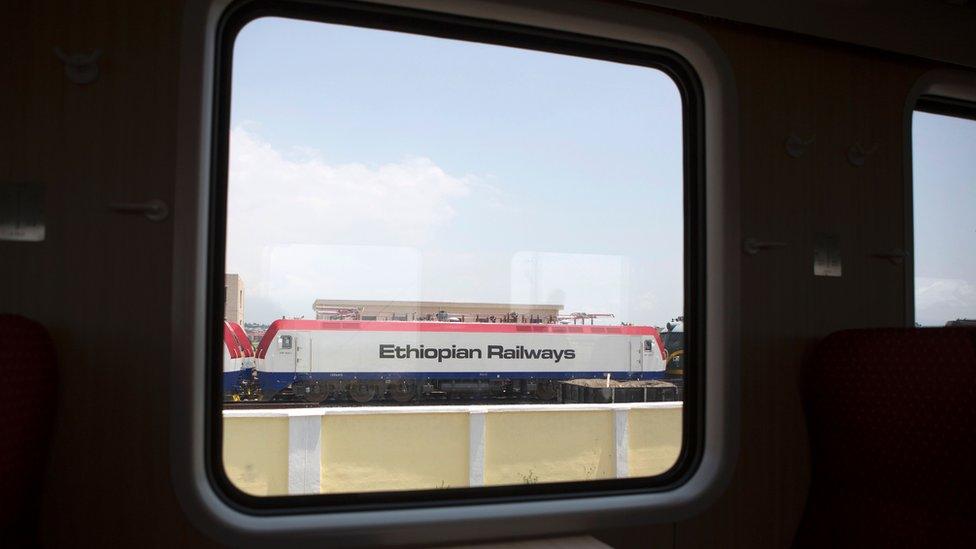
[912,111,976,326]
[226,17,685,326]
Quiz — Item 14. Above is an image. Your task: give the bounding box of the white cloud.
[223,128,680,326]
[915,276,976,326]
[228,126,471,247]
[225,127,474,321]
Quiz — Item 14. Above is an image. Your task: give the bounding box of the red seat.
[796,328,976,548]
[0,315,58,543]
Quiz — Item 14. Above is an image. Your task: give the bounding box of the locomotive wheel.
[534,380,557,401]
[290,380,321,402]
[348,380,377,404]
[322,382,340,402]
[302,381,326,403]
[389,380,416,403]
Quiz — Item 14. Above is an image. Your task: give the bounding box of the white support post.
[614,408,629,479]
[288,415,322,495]
[469,410,487,487]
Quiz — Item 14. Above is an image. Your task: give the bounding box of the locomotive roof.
[227,322,254,357]
[255,320,660,358]
[222,322,243,359]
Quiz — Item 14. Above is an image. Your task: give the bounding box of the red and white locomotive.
[227,319,667,403]
[222,321,258,400]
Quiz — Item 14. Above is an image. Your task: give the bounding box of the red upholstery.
[796,328,976,548]
[0,315,58,540]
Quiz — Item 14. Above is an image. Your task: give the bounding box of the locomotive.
[225,319,667,403]
[660,319,685,375]
[222,321,262,401]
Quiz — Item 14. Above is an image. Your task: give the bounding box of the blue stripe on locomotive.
[224,370,668,396]
[223,369,254,393]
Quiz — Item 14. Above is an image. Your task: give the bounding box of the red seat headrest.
[0,315,58,531]
[797,328,976,547]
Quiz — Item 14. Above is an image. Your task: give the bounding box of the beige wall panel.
[0,0,210,545]
[669,19,932,549]
[321,413,469,492]
[484,411,615,485]
[222,417,289,496]
[628,407,683,477]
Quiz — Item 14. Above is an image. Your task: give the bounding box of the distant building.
[312,299,563,324]
[242,323,266,345]
[225,274,244,325]
[945,319,976,327]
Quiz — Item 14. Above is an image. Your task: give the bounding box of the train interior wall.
[0,0,952,546]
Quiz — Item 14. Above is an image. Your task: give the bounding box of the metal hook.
[54,47,102,84]
[785,133,816,158]
[743,237,788,255]
[848,141,879,167]
[870,248,909,265]
[109,199,169,222]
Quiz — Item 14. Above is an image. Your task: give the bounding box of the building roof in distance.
[312,299,563,311]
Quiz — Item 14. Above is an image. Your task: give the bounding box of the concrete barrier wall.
[222,416,290,496]
[222,402,682,496]
[321,413,470,493]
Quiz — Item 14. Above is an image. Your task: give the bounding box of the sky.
[226,17,685,326]
[912,111,976,326]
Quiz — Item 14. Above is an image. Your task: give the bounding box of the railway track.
[223,377,684,409]
[223,396,556,409]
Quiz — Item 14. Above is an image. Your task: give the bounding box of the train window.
[218,4,697,503]
[175,0,738,541]
[912,97,976,326]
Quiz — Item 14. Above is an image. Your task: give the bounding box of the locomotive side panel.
[248,321,667,401]
[305,330,636,378]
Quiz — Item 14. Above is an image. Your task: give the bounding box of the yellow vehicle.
[661,319,685,375]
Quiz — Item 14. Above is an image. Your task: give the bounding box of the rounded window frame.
[902,69,976,326]
[171,0,740,544]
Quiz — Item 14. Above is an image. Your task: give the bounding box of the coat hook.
[870,248,908,265]
[785,133,815,158]
[54,47,101,84]
[109,199,169,222]
[743,237,788,255]
[847,141,879,167]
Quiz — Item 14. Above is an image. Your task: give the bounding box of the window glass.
[913,107,976,326]
[220,15,689,499]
